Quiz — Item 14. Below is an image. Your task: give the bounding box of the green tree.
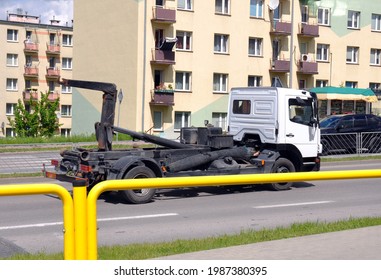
[8,91,61,137]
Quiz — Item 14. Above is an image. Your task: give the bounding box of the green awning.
[310,86,378,103]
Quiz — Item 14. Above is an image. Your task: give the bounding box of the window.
[233,100,251,114]
[62,57,73,69]
[371,14,381,31]
[6,103,17,115]
[212,113,227,131]
[369,82,380,90]
[318,8,330,26]
[248,75,262,87]
[6,54,18,66]
[7,29,18,41]
[62,34,73,46]
[214,34,229,53]
[289,98,313,126]
[178,0,192,10]
[174,112,191,130]
[153,111,163,131]
[346,46,359,63]
[48,81,55,92]
[370,49,381,65]
[213,73,228,93]
[175,71,191,91]
[250,0,263,18]
[6,128,16,137]
[61,129,71,137]
[61,105,72,117]
[301,5,309,23]
[316,80,328,87]
[6,78,18,91]
[348,11,360,29]
[61,84,72,93]
[156,0,164,6]
[176,31,192,51]
[345,81,358,88]
[248,38,263,56]
[316,44,329,61]
[215,0,230,15]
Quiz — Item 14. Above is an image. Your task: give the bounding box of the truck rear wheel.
[119,166,157,204]
[269,158,295,191]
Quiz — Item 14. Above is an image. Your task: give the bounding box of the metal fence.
[321,132,381,156]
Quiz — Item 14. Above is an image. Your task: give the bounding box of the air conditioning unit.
[301,54,311,62]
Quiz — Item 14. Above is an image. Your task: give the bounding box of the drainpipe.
[289,0,295,88]
[141,0,147,132]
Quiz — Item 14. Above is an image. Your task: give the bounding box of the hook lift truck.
[44,79,321,204]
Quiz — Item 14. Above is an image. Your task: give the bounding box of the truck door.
[285,96,319,157]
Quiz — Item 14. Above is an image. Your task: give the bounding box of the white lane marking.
[253,201,334,209]
[0,213,178,231]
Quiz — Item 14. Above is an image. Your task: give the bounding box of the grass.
[5,217,381,260]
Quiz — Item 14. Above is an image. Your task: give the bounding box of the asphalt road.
[1,160,381,257]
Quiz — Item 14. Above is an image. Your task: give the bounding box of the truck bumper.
[42,164,85,183]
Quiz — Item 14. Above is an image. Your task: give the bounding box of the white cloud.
[0,0,73,25]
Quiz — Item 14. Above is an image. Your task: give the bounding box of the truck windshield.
[289,98,314,126]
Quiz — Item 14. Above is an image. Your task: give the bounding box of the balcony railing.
[151,49,176,65]
[298,61,318,75]
[270,21,291,36]
[298,23,319,37]
[24,41,39,52]
[24,66,39,77]
[46,43,60,54]
[48,91,60,102]
[23,89,38,101]
[269,59,290,73]
[152,6,176,23]
[150,89,174,106]
[46,67,60,79]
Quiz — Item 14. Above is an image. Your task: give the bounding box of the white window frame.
[61,128,71,137]
[248,75,262,87]
[248,38,263,56]
[6,128,16,137]
[61,105,72,117]
[316,80,329,87]
[250,0,263,18]
[369,82,380,90]
[153,111,163,131]
[6,78,18,91]
[214,34,229,54]
[174,111,191,131]
[6,54,18,66]
[48,81,55,92]
[348,10,360,29]
[371,14,381,31]
[62,34,73,46]
[6,103,17,115]
[62,57,73,69]
[212,112,228,132]
[316,44,330,61]
[178,0,192,11]
[215,0,230,15]
[345,81,358,88]
[175,71,191,91]
[7,29,18,41]
[370,49,381,66]
[61,85,72,94]
[318,7,330,26]
[346,46,359,64]
[213,73,228,93]
[176,31,192,51]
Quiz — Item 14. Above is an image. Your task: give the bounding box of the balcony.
[23,89,38,102]
[24,66,39,78]
[297,61,318,75]
[46,67,60,79]
[270,21,291,36]
[269,59,290,73]
[298,23,319,37]
[150,89,174,106]
[24,41,39,53]
[48,91,60,102]
[152,6,176,23]
[151,37,177,65]
[46,43,60,55]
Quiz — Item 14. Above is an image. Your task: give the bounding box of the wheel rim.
[132,173,150,197]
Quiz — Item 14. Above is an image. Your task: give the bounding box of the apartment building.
[69,0,381,138]
[0,12,73,137]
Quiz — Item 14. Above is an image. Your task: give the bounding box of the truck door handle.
[286,133,294,137]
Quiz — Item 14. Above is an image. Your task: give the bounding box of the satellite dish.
[268,0,280,10]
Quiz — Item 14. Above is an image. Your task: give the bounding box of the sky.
[0,0,73,25]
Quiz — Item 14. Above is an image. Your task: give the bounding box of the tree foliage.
[8,91,61,137]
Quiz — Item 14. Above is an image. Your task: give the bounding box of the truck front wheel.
[269,158,295,191]
[119,166,157,204]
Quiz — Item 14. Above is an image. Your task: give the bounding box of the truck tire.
[119,166,157,204]
[269,158,295,191]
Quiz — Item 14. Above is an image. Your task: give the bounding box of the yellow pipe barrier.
[0,183,75,260]
[86,169,381,259]
[72,180,88,259]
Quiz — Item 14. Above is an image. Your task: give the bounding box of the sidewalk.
[155,225,381,260]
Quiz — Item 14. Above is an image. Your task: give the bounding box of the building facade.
[0,12,73,137]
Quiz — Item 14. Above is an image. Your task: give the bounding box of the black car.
[320,114,381,154]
